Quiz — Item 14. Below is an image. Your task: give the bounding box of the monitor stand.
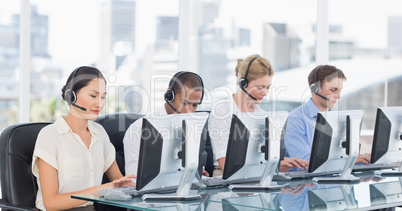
[228,160,284,191]
[374,162,402,177]
[312,154,360,184]
[142,162,201,201]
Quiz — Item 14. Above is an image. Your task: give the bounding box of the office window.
[1,0,401,132]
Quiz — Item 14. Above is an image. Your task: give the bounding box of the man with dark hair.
[123,71,206,177]
[284,65,370,164]
[164,72,204,114]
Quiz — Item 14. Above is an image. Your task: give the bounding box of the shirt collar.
[304,98,321,119]
[55,115,100,136]
[87,121,100,136]
[55,116,72,135]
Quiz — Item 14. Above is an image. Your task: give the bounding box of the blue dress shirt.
[284,98,320,160]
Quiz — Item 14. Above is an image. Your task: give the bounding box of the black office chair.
[94,113,143,211]
[94,112,144,182]
[0,122,51,211]
[203,123,214,177]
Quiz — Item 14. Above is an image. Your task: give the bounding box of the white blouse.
[208,97,263,165]
[32,116,115,211]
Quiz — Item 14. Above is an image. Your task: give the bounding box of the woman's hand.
[279,157,309,172]
[97,175,136,196]
[112,174,136,187]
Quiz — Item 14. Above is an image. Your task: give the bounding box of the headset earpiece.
[164,71,204,104]
[239,78,248,89]
[164,89,175,103]
[239,56,259,90]
[238,56,259,101]
[310,83,319,94]
[64,89,77,105]
[310,65,322,94]
[310,65,330,101]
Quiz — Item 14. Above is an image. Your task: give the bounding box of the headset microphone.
[240,86,258,101]
[166,101,180,114]
[72,103,87,111]
[315,93,329,101]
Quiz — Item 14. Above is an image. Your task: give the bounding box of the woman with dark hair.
[32,66,134,211]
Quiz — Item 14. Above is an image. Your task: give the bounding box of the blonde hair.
[235,54,274,82]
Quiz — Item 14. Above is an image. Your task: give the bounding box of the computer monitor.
[307,185,358,210]
[135,112,209,200]
[220,111,289,191]
[370,107,402,177]
[309,110,364,183]
[369,178,402,206]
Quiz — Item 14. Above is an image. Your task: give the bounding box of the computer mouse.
[273,173,292,181]
[103,190,132,201]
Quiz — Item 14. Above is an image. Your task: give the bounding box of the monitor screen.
[222,111,288,181]
[136,112,209,193]
[370,107,402,164]
[308,110,364,174]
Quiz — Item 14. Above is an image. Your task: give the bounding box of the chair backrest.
[0,122,51,209]
[203,121,214,177]
[95,113,144,181]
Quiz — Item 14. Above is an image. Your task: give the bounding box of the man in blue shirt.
[284,65,370,164]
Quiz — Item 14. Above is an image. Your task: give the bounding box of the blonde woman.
[208,54,308,177]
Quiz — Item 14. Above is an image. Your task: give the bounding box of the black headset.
[164,71,204,104]
[310,65,329,101]
[64,66,88,111]
[239,56,259,89]
[310,65,322,94]
[238,56,260,101]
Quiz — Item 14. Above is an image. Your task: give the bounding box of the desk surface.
[72,173,402,211]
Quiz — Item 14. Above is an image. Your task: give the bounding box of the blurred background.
[1,0,402,143]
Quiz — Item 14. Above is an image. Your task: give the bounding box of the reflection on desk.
[72,193,204,211]
[308,185,358,210]
[72,175,402,211]
[370,178,402,206]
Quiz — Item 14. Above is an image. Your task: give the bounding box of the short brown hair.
[308,65,346,88]
[235,54,274,82]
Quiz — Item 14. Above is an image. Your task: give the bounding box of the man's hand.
[279,157,309,172]
[355,154,370,165]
